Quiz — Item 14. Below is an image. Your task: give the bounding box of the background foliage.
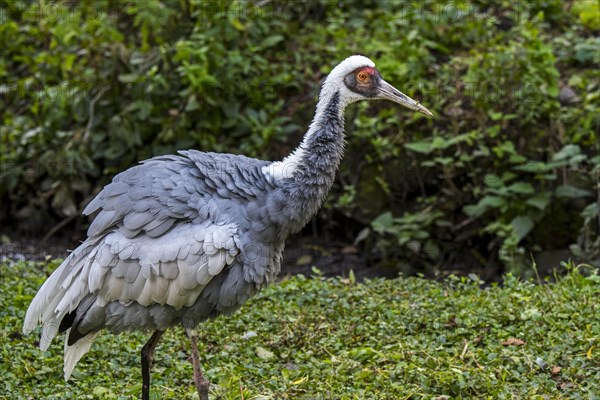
[1,0,599,276]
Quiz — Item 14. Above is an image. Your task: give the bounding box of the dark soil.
[0,228,575,282]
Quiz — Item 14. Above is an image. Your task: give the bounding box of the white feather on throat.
[262,55,375,181]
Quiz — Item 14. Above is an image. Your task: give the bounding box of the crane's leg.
[186,328,210,400]
[141,330,164,400]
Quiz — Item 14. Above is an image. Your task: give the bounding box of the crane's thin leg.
[186,328,210,400]
[141,330,164,400]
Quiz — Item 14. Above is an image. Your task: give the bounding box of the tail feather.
[40,322,60,351]
[23,240,101,367]
[23,253,76,335]
[23,242,97,338]
[63,329,98,381]
[23,239,105,381]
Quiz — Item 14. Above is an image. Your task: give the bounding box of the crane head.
[326,55,433,117]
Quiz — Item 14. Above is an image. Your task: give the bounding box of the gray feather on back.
[26,150,299,347]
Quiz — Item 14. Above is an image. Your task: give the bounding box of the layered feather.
[23,221,240,379]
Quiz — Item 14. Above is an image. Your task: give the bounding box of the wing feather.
[82,151,270,240]
[24,221,240,353]
[23,150,271,379]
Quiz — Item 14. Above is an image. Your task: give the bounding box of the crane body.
[23,55,432,399]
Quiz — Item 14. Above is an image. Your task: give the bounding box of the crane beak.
[378,79,434,117]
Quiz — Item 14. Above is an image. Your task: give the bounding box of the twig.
[412,154,426,198]
[470,352,484,370]
[460,339,468,359]
[41,213,79,244]
[83,86,109,143]
[452,216,476,232]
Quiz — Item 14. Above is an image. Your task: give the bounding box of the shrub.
[1,1,598,275]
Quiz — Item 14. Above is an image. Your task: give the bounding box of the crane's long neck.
[267,88,348,230]
[291,89,346,187]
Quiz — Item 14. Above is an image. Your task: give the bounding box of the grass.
[0,260,598,399]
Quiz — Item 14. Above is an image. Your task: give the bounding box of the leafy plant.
[1,260,598,398]
[1,0,597,276]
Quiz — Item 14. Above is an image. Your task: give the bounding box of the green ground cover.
[1,260,597,399]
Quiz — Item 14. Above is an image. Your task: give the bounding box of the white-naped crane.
[23,55,433,400]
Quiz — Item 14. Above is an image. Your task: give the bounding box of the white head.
[321,55,433,115]
[262,56,432,181]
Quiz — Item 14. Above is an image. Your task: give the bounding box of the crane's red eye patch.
[361,67,376,74]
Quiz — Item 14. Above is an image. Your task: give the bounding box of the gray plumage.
[23,55,433,396]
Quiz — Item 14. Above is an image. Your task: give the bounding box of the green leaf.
[484,174,503,188]
[230,18,246,31]
[584,273,600,284]
[514,162,549,173]
[511,216,535,240]
[526,192,551,211]
[117,73,139,83]
[261,35,284,48]
[490,111,503,120]
[92,386,110,396]
[431,137,448,150]
[546,84,559,97]
[349,269,356,285]
[574,0,600,29]
[508,154,527,163]
[464,196,505,218]
[371,212,395,233]
[433,156,453,165]
[552,144,581,161]
[255,346,275,360]
[480,196,505,208]
[501,172,516,181]
[507,182,535,195]
[404,141,432,154]
[185,95,199,111]
[581,202,599,219]
[555,185,592,198]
